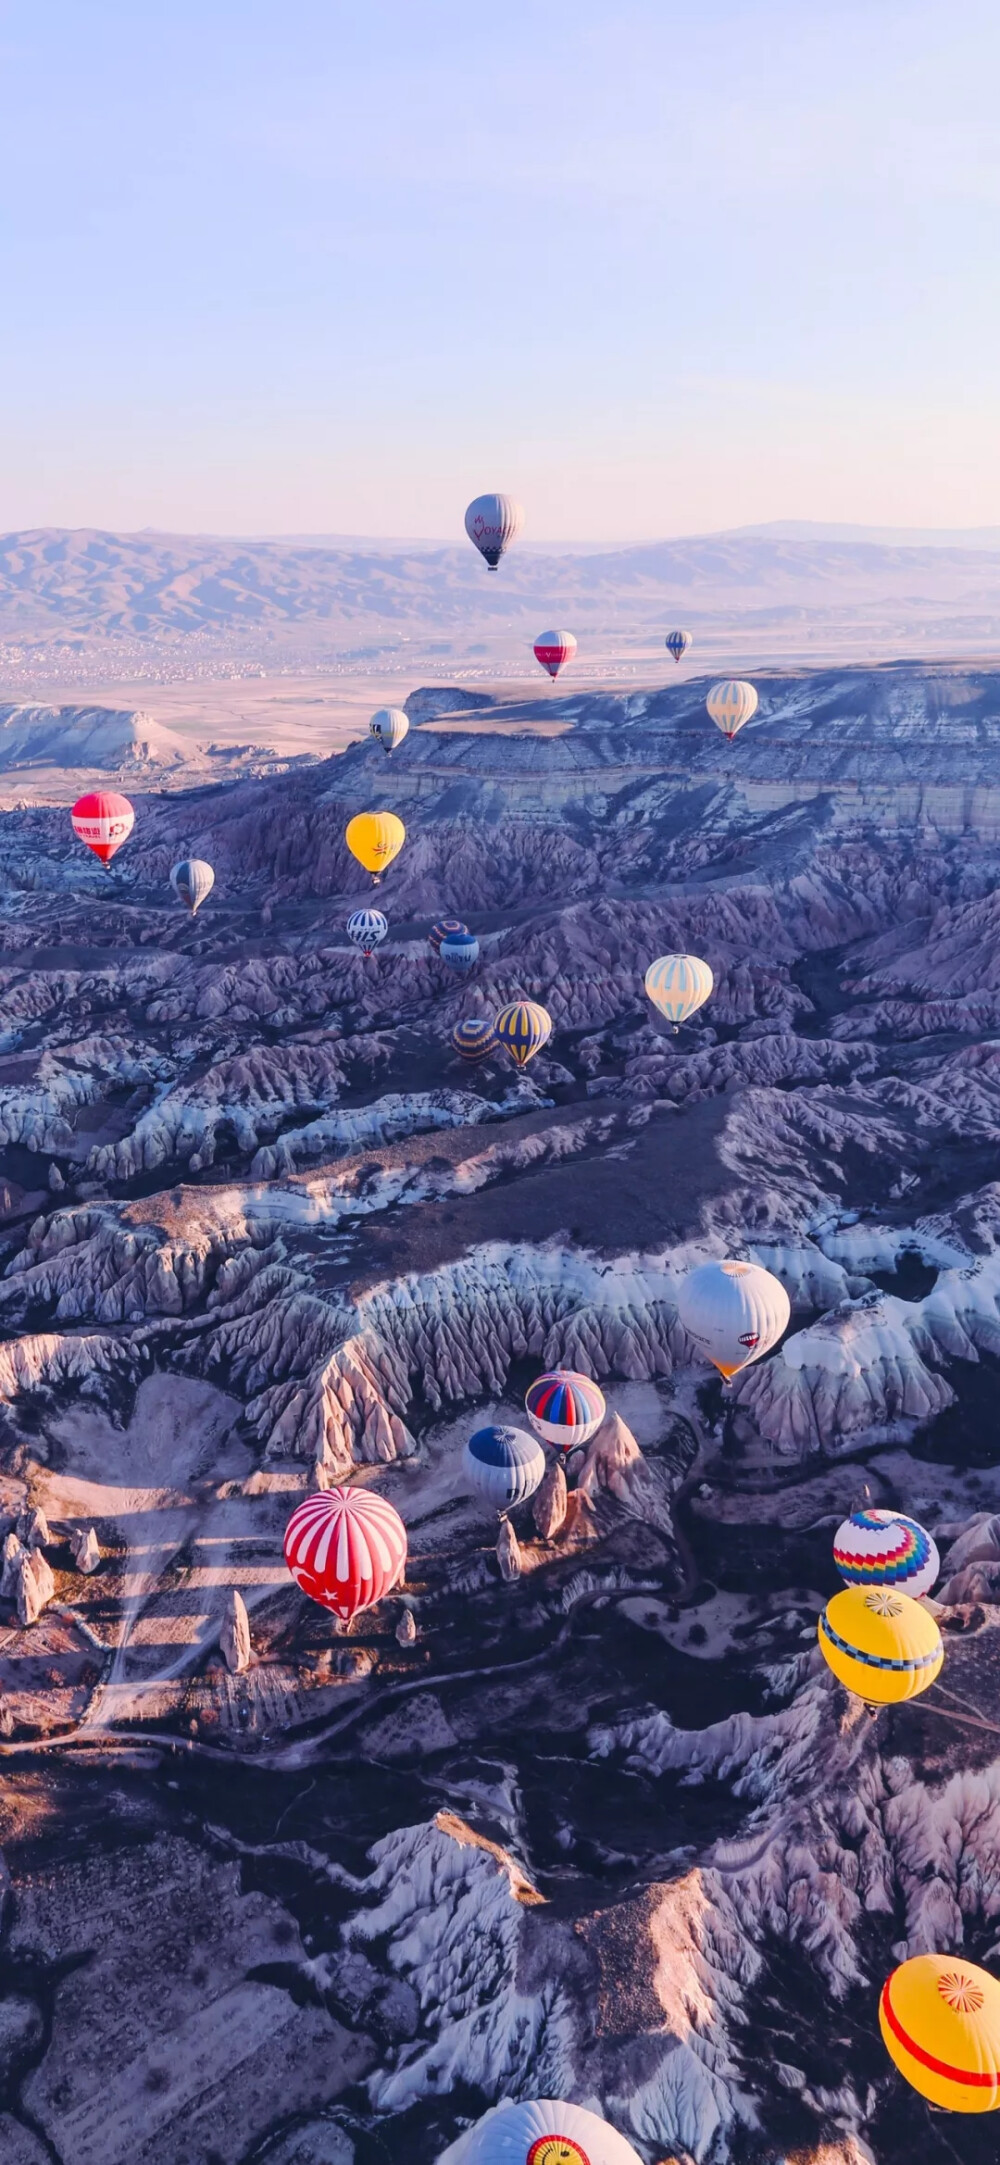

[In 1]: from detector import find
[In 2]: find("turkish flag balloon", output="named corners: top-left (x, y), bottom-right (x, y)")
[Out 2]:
top-left (533, 630), bottom-right (577, 680)
top-left (71, 791), bottom-right (135, 864)
top-left (283, 1487), bottom-right (407, 1622)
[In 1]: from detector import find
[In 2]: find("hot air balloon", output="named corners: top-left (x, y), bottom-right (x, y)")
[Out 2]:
top-left (494, 1001), bottom-right (552, 1069)
top-left (677, 1259), bottom-right (790, 1379)
top-left (463, 1424), bottom-right (546, 1512)
top-left (525, 1371), bottom-right (606, 1451)
top-left (452, 1017), bottom-right (497, 1061)
top-left (833, 1508), bottom-right (940, 1601)
top-left (429, 918), bottom-right (469, 955)
top-left (283, 1487), bottom-right (407, 1623)
top-left (644, 954), bottom-right (713, 1033)
top-left (170, 859), bottom-right (215, 916)
top-left (440, 930), bottom-right (479, 977)
top-left (369, 708), bottom-right (409, 755)
top-left (70, 791), bottom-right (134, 865)
top-left (706, 680), bottom-right (759, 741)
top-left (464, 493), bottom-right (524, 570)
top-left (347, 907), bottom-right (388, 957)
top-left (438, 2096), bottom-right (644, 2165)
top-left (533, 630), bottom-right (577, 681)
top-left (345, 812), bottom-right (405, 885)
top-left (665, 630), bottom-right (692, 663)
top-left (880, 1953), bottom-right (1000, 2113)
top-left (817, 1584), bottom-right (943, 1708)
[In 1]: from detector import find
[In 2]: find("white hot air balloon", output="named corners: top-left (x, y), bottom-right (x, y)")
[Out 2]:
top-left (437, 2096), bottom-right (644, 2165)
top-left (677, 1259), bottom-right (790, 1380)
top-left (706, 680), bottom-right (759, 741)
top-left (644, 954), bottom-right (713, 1032)
top-left (369, 707), bottom-right (409, 754)
top-left (170, 859), bottom-right (215, 916)
top-left (465, 493), bottom-right (524, 570)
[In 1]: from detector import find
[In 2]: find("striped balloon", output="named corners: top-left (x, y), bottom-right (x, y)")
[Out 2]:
top-left (494, 1000), bottom-right (552, 1069)
top-left (71, 790), bottom-right (135, 865)
top-left (706, 680), bottom-right (758, 740)
top-left (463, 1424), bottom-right (546, 1511)
top-left (833, 1509), bottom-right (939, 1600)
top-left (347, 907), bottom-right (388, 957)
top-left (170, 858), bottom-right (215, 916)
top-left (464, 493), bottom-right (524, 570)
top-left (369, 707), bottom-right (409, 754)
top-left (429, 918), bottom-right (469, 955)
top-left (533, 630), bottom-right (577, 680)
top-left (525, 1371), bottom-right (606, 1451)
top-left (644, 954), bottom-right (713, 1029)
top-left (880, 1954), bottom-right (1000, 2114)
top-left (440, 930), bottom-right (479, 977)
top-left (452, 1017), bottom-right (497, 1061)
top-left (665, 629), bottom-right (692, 662)
top-left (283, 1487), bottom-right (407, 1622)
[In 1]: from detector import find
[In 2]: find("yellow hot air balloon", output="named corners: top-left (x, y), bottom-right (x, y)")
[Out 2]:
top-left (817, 1584), bottom-right (942, 1708)
top-left (880, 1953), bottom-right (1000, 2112)
top-left (345, 812), bottom-right (406, 885)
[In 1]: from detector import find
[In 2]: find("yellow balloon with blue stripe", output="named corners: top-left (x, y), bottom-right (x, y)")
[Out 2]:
top-left (494, 1000), bottom-right (552, 1068)
top-left (818, 1585), bottom-right (943, 1708)
top-left (644, 954), bottom-right (713, 1029)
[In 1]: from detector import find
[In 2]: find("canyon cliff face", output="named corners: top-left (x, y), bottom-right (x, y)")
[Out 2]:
top-left (0, 666), bottom-right (998, 2165)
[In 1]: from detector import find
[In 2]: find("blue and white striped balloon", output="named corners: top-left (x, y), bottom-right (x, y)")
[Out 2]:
top-left (346, 907), bottom-right (388, 957)
top-left (665, 629), bottom-right (692, 662)
top-left (463, 1424), bottom-right (546, 1512)
top-left (644, 953), bottom-right (713, 1029)
top-left (706, 679), bottom-right (758, 740)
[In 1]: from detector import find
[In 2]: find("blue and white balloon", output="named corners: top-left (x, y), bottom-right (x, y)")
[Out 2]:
top-left (440, 929), bottom-right (479, 977)
top-left (347, 907), bottom-right (388, 957)
top-left (463, 1424), bottom-right (546, 1512)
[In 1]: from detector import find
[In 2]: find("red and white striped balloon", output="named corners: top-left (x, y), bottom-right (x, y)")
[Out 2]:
top-left (283, 1487), bottom-right (407, 1622)
top-left (533, 629), bottom-right (577, 681)
top-left (71, 790), bottom-right (135, 864)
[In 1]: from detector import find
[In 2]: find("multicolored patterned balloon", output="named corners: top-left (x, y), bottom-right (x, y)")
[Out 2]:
top-left (833, 1508), bottom-right (939, 1600)
top-left (452, 1017), bottom-right (497, 1061)
top-left (429, 917), bottom-right (469, 955)
top-left (525, 1370), bottom-right (606, 1451)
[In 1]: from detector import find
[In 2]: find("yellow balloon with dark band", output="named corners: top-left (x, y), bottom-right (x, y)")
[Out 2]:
top-left (494, 1000), bottom-right (552, 1068)
top-left (345, 812), bottom-right (406, 883)
top-left (880, 1953), bottom-right (1000, 2112)
top-left (817, 1585), bottom-right (942, 1707)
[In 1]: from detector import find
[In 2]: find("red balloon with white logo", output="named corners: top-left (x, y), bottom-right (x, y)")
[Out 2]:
top-left (533, 629), bottom-right (577, 681)
top-left (71, 791), bottom-right (135, 865)
top-left (283, 1486), bottom-right (407, 1622)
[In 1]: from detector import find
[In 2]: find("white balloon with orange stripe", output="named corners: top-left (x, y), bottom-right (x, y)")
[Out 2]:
top-left (283, 1487), bottom-right (407, 1623)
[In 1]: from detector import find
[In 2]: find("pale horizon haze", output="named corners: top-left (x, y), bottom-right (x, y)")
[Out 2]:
top-left (2, 0), bottom-right (999, 543)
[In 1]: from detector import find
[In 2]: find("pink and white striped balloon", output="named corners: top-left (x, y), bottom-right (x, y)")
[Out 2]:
top-left (283, 1487), bottom-right (407, 1622)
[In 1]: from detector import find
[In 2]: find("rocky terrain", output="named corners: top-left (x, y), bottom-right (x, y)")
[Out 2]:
top-left (0, 662), bottom-right (999, 2162)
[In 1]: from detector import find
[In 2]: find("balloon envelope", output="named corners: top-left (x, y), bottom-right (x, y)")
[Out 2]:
top-left (678, 1259), bottom-right (790, 1379)
top-left (440, 930), bottom-right (479, 977)
top-left (533, 630), bottom-right (577, 680)
top-left (463, 1424), bottom-right (546, 1511)
top-left (429, 918), bottom-right (469, 955)
top-left (465, 493), bottom-right (524, 569)
top-left (347, 907), bottom-right (388, 956)
top-left (880, 1953), bottom-right (1000, 2113)
top-left (369, 707), bottom-right (409, 754)
top-left (283, 1487), bottom-right (407, 1623)
top-left (645, 954), bottom-right (713, 1028)
top-left (525, 1371), bottom-right (606, 1451)
top-left (817, 1584), bottom-right (942, 1706)
top-left (346, 812), bottom-right (405, 881)
top-left (833, 1508), bottom-right (939, 1600)
top-left (706, 680), bottom-right (759, 740)
top-left (452, 1017), bottom-right (497, 1061)
top-left (494, 1000), bottom-right (552, 1068)
top-left (170, 858), bottom-right (215, 915)
top-left (71, 791), bottom-right (135, 865)
top-left (665, 630), bottom-right (692, 662)
top-left (437, 2097), bottom-right (644, 2165)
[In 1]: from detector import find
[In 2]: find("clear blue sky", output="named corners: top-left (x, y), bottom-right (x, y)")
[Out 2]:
top-left (1, 0), bottom-right (997, 539)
